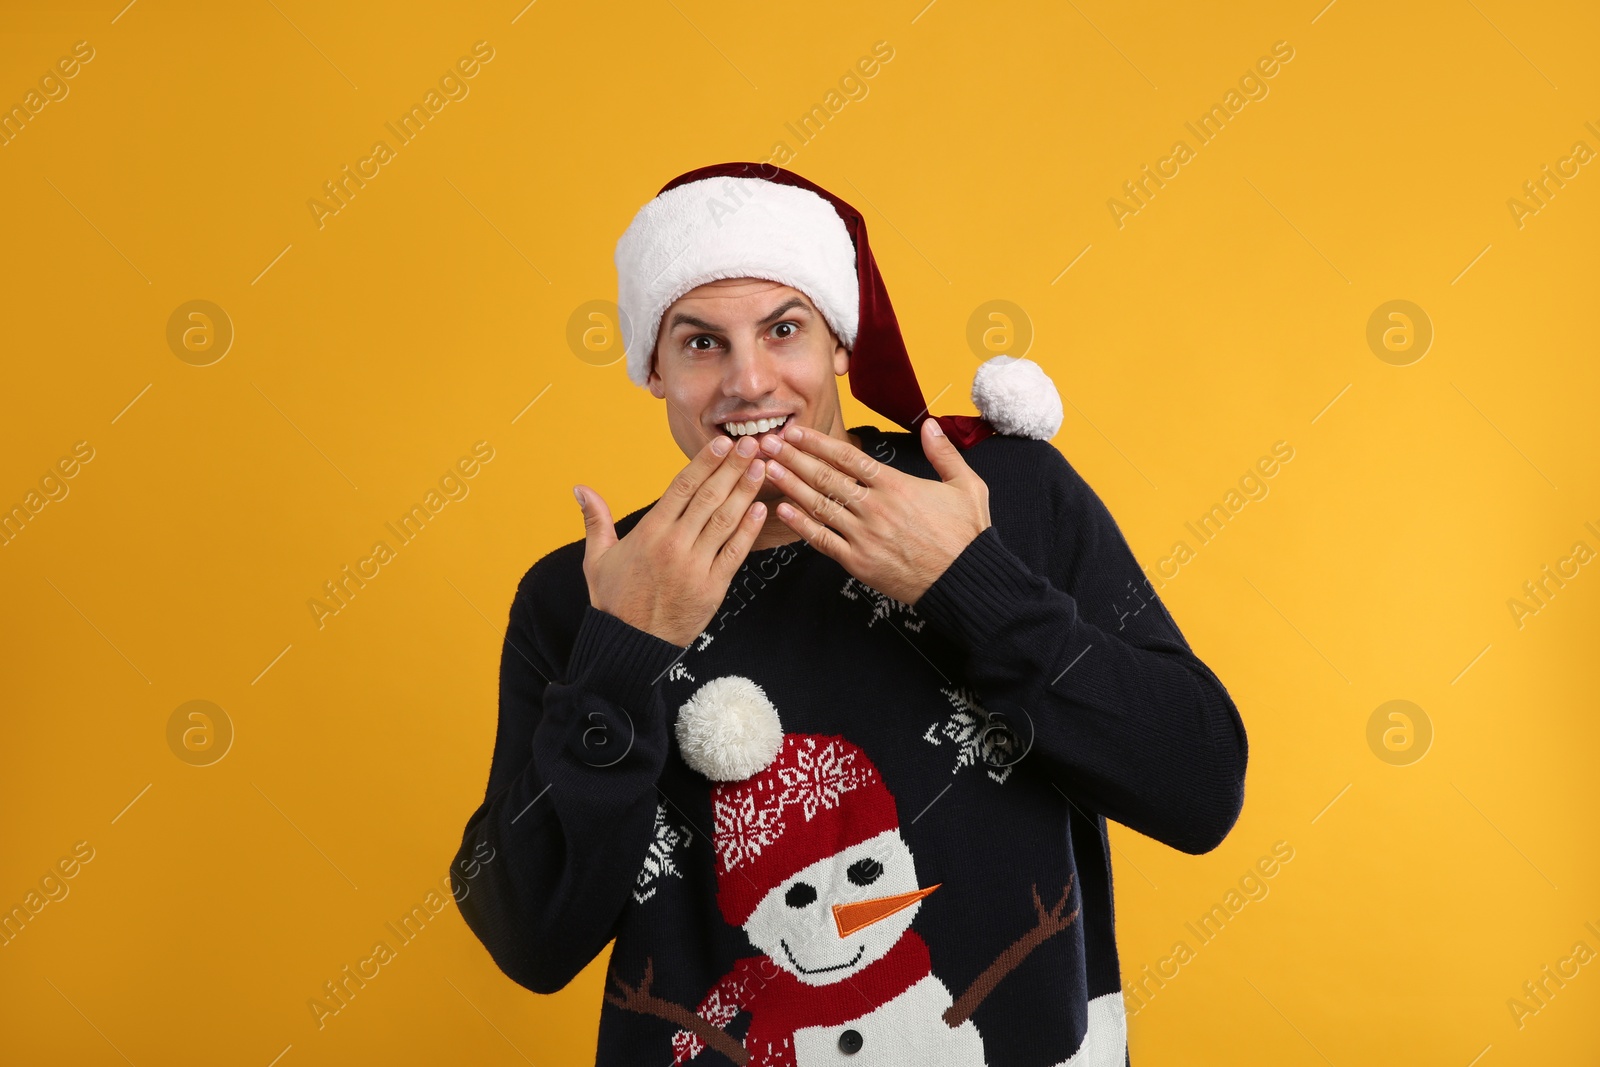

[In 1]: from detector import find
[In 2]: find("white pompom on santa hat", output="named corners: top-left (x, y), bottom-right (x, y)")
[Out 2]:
top-left (614, 162), bottom-right (1064, 447)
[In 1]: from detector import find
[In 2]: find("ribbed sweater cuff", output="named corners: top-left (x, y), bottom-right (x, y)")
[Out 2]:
top-left (565, 605), bottom-right (687, 712)
top-left (914, 526), bottom-right (1056, 654)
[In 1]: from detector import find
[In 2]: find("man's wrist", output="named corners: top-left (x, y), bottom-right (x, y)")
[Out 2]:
top-left (907, 523), bottom-right (989, 606)
top-left (912, 526), bottom-right (1047, 651)
top-left (592, 602), bottom-right (693, 650)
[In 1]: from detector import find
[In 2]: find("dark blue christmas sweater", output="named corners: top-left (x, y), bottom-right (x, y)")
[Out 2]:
top-left (452, 424), bottom-right (1248, 1066)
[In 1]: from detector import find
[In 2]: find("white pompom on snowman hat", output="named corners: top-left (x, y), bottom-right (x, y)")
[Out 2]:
top-left (675, 674), bottom-right (786, 782)
top-left (615, 162), bottom-right (1064, 449)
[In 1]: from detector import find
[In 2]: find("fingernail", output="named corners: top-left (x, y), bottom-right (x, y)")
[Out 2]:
top-left (760, 434), bottom-right (782, 455)
top-left (747, 459), bottom-right (765, 480)
top-left (736, 435), bottom-right (758, 457)
top-left (711, 435), bottom-right (732, 455)
top-left (784, 425), bottom-right (802, 442)
top-left (573, 487), bottom-right (585, 509)
top-left (767, 460), bottom-right (785, 479)
top-left (926, 418), bottom-right (945, 438)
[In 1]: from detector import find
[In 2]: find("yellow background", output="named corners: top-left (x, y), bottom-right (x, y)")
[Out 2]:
top-left (2, 0), bottom-right (1597, 1063)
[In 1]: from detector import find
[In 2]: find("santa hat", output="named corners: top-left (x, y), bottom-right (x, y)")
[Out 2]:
top-left (676, 676), bottom-right (900, 927)
top-left (615, 162), bottom-right (1064, 448)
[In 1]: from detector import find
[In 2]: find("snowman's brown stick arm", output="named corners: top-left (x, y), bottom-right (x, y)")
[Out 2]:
top-left (943, 876), bottom-right (1079, 1029)
top-left (604, 957), bottom-right (751, 1066)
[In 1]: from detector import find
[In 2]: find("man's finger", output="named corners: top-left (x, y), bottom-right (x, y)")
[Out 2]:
top-left (777, 424), bottom-right (888, 487)
top-left (654, 434), bottom-right (736, 523)
top-left (575, 485), bottom-right (617, 562)
top-left (761, 454), bottom-right (864, 534)
top-left (761, 437), bottom-right (870, 514)
top-left (708, 500), bottom-right (769, 585)
top-left (774, 500), bottom-right (851, 567)
top-left (679, 436), bottom-right (760, 534)
top-left (920, 417), bottom-right (971, 484)
top-left (694, 455), bottom-right (767, 557)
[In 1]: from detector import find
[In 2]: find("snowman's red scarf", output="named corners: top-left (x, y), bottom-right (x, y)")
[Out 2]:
top-left (739, 930), bottom-right (933, 1065)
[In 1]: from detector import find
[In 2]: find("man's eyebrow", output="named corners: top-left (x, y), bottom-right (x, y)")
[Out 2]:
top-left (666, 297), bottom-right (812, 333)
top-left (756, 297), bottom-right (811, 325)
top-left (666, 311), bottom-right (721, 332)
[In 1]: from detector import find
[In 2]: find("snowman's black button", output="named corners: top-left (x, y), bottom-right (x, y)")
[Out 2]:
top-left (838, 1028), bottom-right (863, 1054)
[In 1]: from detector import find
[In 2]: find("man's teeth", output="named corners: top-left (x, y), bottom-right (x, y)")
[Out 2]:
top-left (722, 416), bottom-right (788, 438)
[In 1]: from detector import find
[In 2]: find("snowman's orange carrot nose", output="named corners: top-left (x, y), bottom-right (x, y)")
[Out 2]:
top-left (832, 884), bottom-right (941, 937)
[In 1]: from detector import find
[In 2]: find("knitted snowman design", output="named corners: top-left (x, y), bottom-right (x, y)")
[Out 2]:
top-left (605, 676), bottom-right (1080, 1067)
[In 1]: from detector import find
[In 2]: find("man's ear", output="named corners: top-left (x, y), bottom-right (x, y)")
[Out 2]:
top-left (647, 349), bottom-right (665, 398)
top-left (832, 341), bottom-right (850, 377)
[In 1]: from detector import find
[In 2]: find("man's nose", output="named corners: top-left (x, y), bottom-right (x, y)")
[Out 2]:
top-left (723, 338), bottom-right (779, 400)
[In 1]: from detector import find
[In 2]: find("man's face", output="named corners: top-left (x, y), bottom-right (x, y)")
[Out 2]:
top-left (648, 277), bottom-right (852, 502)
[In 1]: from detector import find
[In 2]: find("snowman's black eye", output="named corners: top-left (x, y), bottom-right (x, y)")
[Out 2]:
top-left (785, 882), bottom-right (818, 908)
top-left (846, 858), bottom-right (884, 886)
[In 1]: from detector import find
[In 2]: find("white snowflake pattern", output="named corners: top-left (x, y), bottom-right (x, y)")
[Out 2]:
top-left (839, 576), bottom-right (925, 632)
top-left (665, 632), bottom-right (714, 685)
top-left (713, 788), bottom-right (787, 874)
top-left (774, 737), bottom-right (874, 821)
top-left (671, 1027), bottom-right (698, 1062)
top-left (923, 686), bottom-right (1018, 785)
top-left (633, 802), bottom-right (693, 904)
top-left (714, 737), bottom-right (880, 875)
top-left (671, 967), bottom-right (751, 1063)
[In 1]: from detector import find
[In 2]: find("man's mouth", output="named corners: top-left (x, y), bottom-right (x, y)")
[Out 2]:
top-left (719, 414), bottom-right (792, 439)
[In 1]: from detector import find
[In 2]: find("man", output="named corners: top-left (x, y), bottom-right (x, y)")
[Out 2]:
top-left (453, 162), bottom-right (1248, 1067)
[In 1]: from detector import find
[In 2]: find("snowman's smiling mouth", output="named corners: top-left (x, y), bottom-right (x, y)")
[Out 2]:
top-left (779, 938), bottom-right (865, 975)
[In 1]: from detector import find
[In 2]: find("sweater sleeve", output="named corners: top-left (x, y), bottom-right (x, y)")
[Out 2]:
top-left (912, 444), bottom-right (1248, 855)
top-left (451, 562), bottom-right (688, 994)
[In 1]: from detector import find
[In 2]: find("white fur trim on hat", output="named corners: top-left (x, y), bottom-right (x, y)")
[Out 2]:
top-left (675, 675), bottom-right (785, 781)
top-left (615, 177), bottom-right (859, 386)
top-left (972, 356), bottom-right (1064, 440)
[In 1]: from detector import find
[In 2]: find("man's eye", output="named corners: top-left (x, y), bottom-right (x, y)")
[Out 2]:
top-left (687, 335), bottom-right (717, 351)
top-left (771, 321), bottom-right (797, 340)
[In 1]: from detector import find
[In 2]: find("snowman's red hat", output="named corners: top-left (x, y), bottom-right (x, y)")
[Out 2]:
top-left (676, 676), bottom-right (899, 927)
top-left (615, 162), bottom-right (1065, 447)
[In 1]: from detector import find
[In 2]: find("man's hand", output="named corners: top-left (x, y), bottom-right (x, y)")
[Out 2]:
top-left (761, 419), bottom-right (991, 605)
top-left (576, 435), bottom-right (768, 647)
